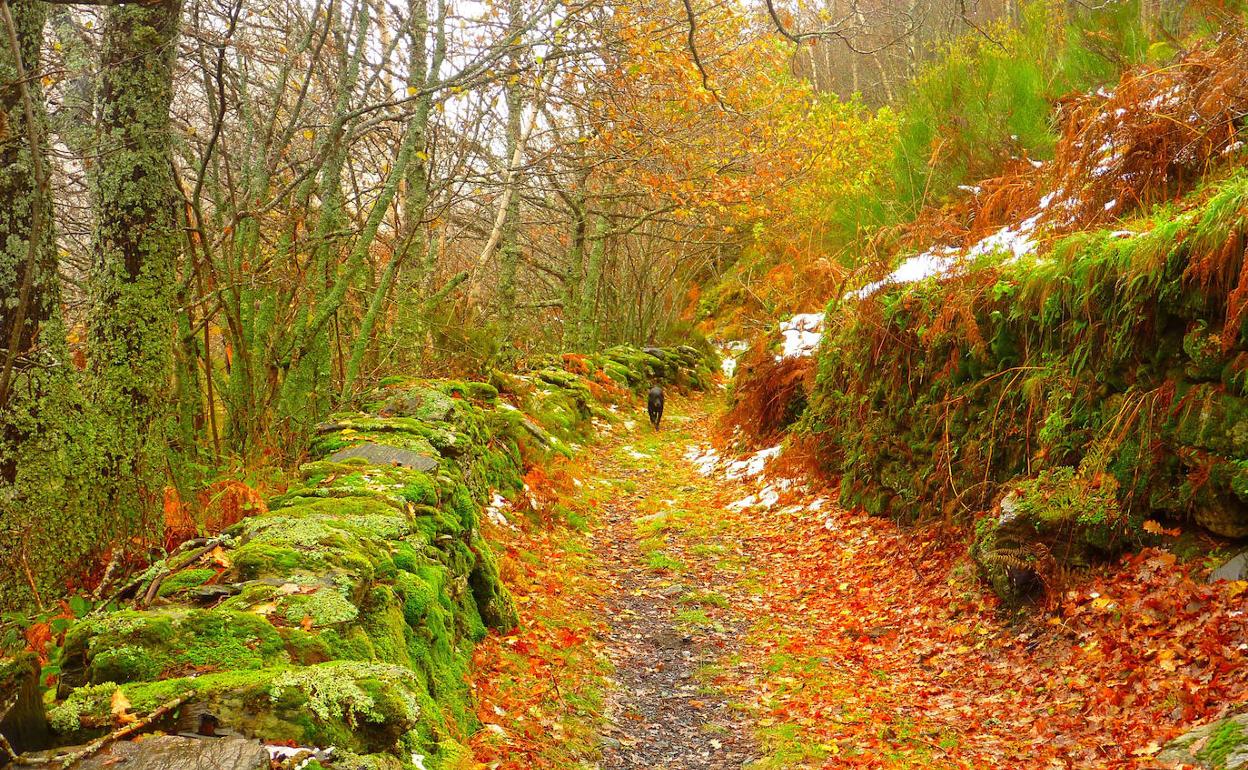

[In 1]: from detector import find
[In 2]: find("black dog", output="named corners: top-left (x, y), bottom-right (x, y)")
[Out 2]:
top-left (647, 385), bottom-right (665, 431)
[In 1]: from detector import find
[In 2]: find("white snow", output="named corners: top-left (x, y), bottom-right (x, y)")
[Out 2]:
top-left (848, 248), bottom-right (961, 300)
top-left (718, 340), bottom-right (749, 380)
top-left (1104, 199), bottom-right (1117, 211)
top-left (847, 185), bottom-right (1063, 300)
top-left (778, 313), bottom-right (825, 359)
top-left (727, 494), bottom-right (758, 511)
top-left (485, 492), bottom-right (513, 527)
top-left (725, 445), bottom-right (782, 480)
top-left (684, 445), bottom-right (720, 476)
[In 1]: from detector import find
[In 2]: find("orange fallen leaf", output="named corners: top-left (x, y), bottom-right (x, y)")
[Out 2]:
top-left (111, 689), bottom-right (137, 725)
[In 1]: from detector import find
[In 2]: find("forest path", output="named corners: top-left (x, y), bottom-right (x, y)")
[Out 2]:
top-left (587, 394), bottom-right (761, 769)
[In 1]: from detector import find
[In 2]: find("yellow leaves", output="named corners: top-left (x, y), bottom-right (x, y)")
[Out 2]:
top-left (111, 689), bottom-right (137, 725)
top-left (208, 545), bottom-right (232, 569)
top-left (1132, 741), bottom-right (1162, 757)
top-left (1142, 519), bottom-right (1180, 536)
top-left (302, 129), bottom-right (315, 140)
top-left (1155, 648), bottom-right (1180, 672)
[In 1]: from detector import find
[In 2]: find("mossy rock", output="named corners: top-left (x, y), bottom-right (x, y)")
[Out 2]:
top-left (0, 654), bottom-right (48, 753)
top-left (1159, 713), bottom-right (1248, 768)
top-left (1185, 323), bottom-right (1230, 382)
top-left (971, 467), bottom-right (1144, 603)
top-left (375, 385), bottom-right (456, 422)
top-left (59, 609), bottom-right (289, 688)
top-left (273, 462), bottom-right (440, 512)
top-left (442, 380), bottom-right (499, 402)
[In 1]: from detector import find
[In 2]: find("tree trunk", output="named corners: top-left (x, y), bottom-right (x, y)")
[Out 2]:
top-left (560, 209), bottom-right (587, 349)
top-left (87, 0), bottom-right (183, 528)
top-left (495, 0), bottom-right (524, 358)
top-left (0, 0), bottom-right (56, 488)
top-left (574, 213), bottom-right (608, 351)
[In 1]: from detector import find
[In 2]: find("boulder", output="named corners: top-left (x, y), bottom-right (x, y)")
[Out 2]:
top-left (971, 467), bottom-right (1143, 603)
top-left (0, 654), bottom-right (48, 755)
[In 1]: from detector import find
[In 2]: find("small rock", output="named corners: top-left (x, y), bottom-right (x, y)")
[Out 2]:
top-left (188, 584), bottom-right (239, 604)
top-left (1210, 550), bottom-right (1248, 583)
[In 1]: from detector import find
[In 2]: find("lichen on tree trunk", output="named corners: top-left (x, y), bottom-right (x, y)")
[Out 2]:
top-left (87, 0), bottom-right (184, 536)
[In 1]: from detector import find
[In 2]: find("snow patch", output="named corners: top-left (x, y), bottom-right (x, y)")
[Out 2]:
top-left (778, 313), bottom-right (825, 359)
top-left (485, 492), bottom-right (516, 528)
top-left (684, 445), bottom-right (720, 476)
top-left (849, 249), bottom-right (962, 300)
top-left (725, 445), bottom-right (782, 480)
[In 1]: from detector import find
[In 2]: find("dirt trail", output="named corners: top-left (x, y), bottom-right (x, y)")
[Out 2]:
top-left (586, 396), bottom-right (759, 769)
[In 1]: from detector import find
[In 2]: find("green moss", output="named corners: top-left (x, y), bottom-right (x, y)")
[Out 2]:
top-left (63, 609), bottom-right (290, 685)
top-left (157, 568), bottom-right (217, 597)
top-left (1199, 718), bottom-right (1247, 768)
top-left (804, 171), bottom-right (1248, 586)
top-left (45, 346), bottom-right (709, 759)
top-left (48, 682), bottom-right (117, 733)
top-left (280, 588), bottom-right (360, 628)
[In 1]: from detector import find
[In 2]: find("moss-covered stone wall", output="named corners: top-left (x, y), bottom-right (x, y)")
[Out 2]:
top-left (802, 171), bottom-right (1248, 601)
top-left (37, 345), bottom-right (713, 769)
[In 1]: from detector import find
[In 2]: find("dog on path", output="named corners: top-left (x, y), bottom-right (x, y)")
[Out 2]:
top-left (647, 385), bottom-right (665, 431)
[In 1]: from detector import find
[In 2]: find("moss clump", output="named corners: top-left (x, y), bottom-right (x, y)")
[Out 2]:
top-left (280, 588), bottom-right (360, 628)
top-left (1200, 718), bottom-right (1248, 768)
top-left (971, 467), bottom-right (1142, 603)
top-left (48, 682), bottom-right (117, 733)
top-left (157, 568), bottom-right (217, 597)
top-left (60, 609), bottom-right (290, 687)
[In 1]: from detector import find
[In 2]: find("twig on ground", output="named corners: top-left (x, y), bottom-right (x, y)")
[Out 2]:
top-left (12, 691), bottom-right (194, 767)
